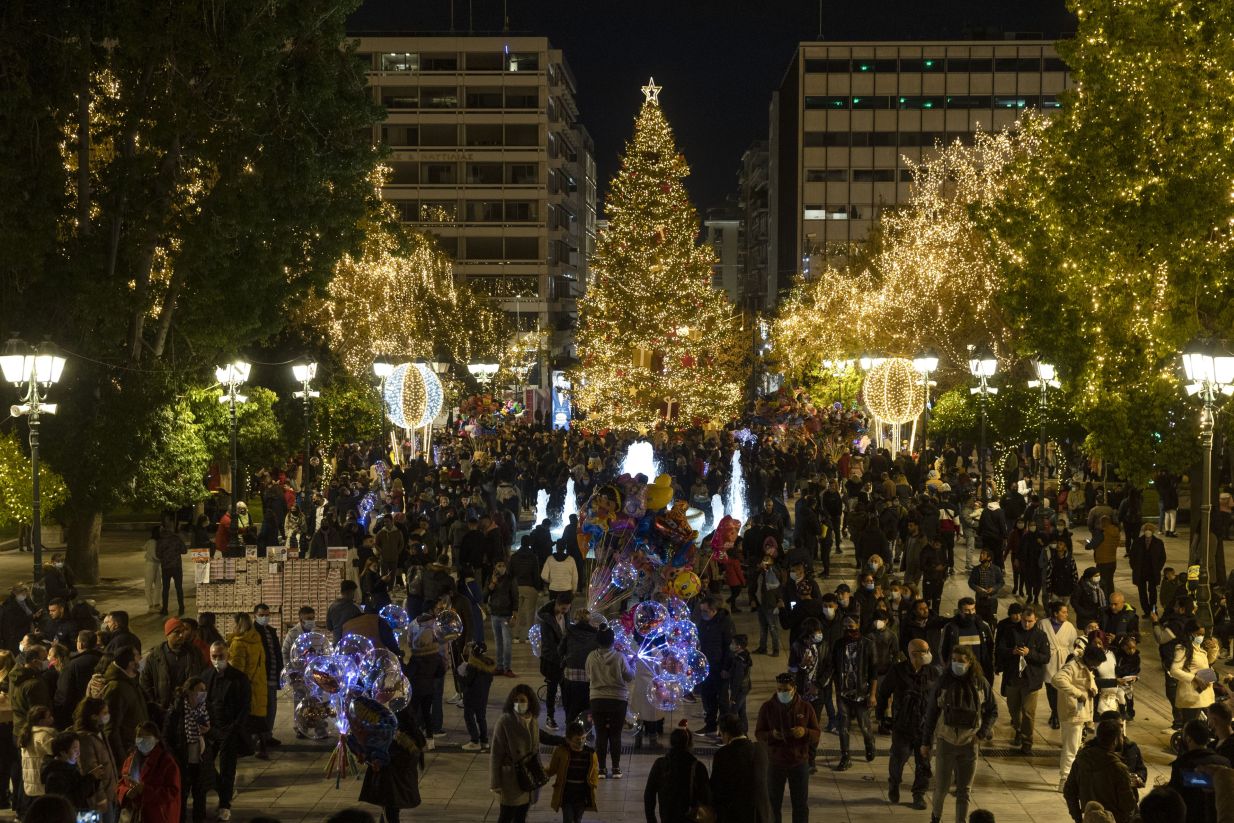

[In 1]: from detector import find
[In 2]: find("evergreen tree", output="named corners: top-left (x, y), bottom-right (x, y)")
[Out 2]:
top-left (574, 79), bottom-right (743, 431)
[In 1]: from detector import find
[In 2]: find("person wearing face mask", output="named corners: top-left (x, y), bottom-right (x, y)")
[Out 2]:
top-left (164, 677), bottom-right (212, 823)
top-left (358, 695), bottom-right (428, 823)
top-left (1169, 619), bottom-right (1221, 723)
top-left (73, 697), bottom-right (117, 823)
top-left (919, 537), bottom-right (949, 615)
top-left (900, 599), bottom-right (947, 660)
top-left (866, 610), bottom-right (900, 731)
top-left (920, 646), bottom-right (996, 823)
top-left (939, 599), bottom-right (996, 687)
top-left (486, 560), bottom-right (521, 677)
top-left (994, 605), bottom-right (1050, 755)
top-left (788, 618), bottom-right (831, 760)
top-left (692, 597), bottom-right (735, 739)
top-left (41, 553), bottom-right (77, 604)
top-left (117, 722), bottom-right (181, 823)
top-left (225, 612), bottom-right (268, 760)
top-left (755, 673), bottom-right (819, 823)
top-left (1072, 567), bottom-right (1108, 630)
top-left (967, 551), bottom-right (1005, 625)
top-left (489, 684), bottom-right (542, 823)
top-left (54, 630), bottom-right (101, 729)
top-left (541, 542), bottom-right (580, 602)
top-left (38, 598), bottom-right (78, 649)
top-left (830, 615), bottom-right (877, 771)
top-left (1052, 634), bottom-right (1105, 791)
top-left (100, 647), bottom-right (148, 766)
top-left (1, 584), bottom-right (36, 656)
top-left (203, 642), bottom-right (250, 821)
top-left (854, 573), bottom-right (879, 632)
top-left (140, 618), bottom-right (207, 716)
top-left (752, 540), bottom-right (787, 656)
top-left (41, 732), bottom-right (99, 813)
top-left (280, 606), bottom-right (317, 675)
top-left (877, 639), bottom-right (939, 809)
top-left (327, 580), bottom-right (363, 643)
top-left (251, 604), bottom-right (283, 750)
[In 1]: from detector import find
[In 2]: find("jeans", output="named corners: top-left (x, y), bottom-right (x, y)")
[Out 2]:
top-left (414, 693), bottom-right (435, 738)
top-left (697, 673), bottom-right (721, 730)
top-left (767, 761), bottom-right (810, 823)
top-left (590, 699), bottom-right (626, 770)
top-left (543, 662), bottom-right (563, 720)
top-left (757, 601), bottom-right (782, 653)
top-left (214, 737), bottom-right (239, 809)
top-left (1096, 562), bottom-right (1116, 598)
top-left (836, 698), bottom-right (875, 757)
top-left (561, 803), bottom-right (585, 823)
top-left (888, 729), bottom-right (931, 796)
top-left (931, 738), bottom-right (977, 823)
top-left (1005, 685), bottom-right (1040, 746)
top-left (464, 705), bottom-right (489, 743)
top-left (498, 803), bottom-right (530, 823)
top-left (161, 565), bottom-right (184, 612)
top-left (491, 616), bottom-right (513, 670)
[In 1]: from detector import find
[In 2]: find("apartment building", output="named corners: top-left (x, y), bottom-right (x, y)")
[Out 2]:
top-left (703, 211), bottom-right (743, 305)
top-left (768, 40), bottom-right (1071, 305)
top-left (737, 140), bottom-right (770, 312)
top-left (352, 35), bottom-right (597, 365)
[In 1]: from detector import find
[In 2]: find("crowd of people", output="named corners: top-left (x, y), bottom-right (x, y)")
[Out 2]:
top-left (5, 409), bottom-right (1234, 823)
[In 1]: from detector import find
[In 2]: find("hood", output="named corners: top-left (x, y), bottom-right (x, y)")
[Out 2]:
top-left (9, 666), bottom-right (40, 688)
top-left (104, 661), bottom-right (133, 683)
top-left (230, 628), bottom-right (263, 651)
top-left (986, 501), bottom-right (1000, 511)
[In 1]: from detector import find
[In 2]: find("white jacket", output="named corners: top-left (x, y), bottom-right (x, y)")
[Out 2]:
top-left (1170, 639), bottom-right (1220, 709)
top-left (1050, 657), bottom-right (1096, 725)
top-left (541, 554), bottom-right (578, 593)
top-left (1042, 617), bottom-right (1078, 680)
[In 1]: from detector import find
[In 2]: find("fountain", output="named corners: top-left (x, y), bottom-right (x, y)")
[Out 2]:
top-left (620, 440), bottom-right (660, 481)
top-left (552, 478), bottom-right (577, 539)
top-left (534, 489), bottom-right (549, 527)
top-left (726, 450), bottom-right (748, 525)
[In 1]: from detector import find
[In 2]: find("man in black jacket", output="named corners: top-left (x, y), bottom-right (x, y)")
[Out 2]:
top-left (1167, 719), bottom-right (1231, 823)
top-left (711, 712), bottom-right (772, 823)
top-left (53, 630), bottom-right (101, 727)
top-left (832, 614), bottom-right (877, 771)
top-left (0, 583), bottom-right (36, 654)
top-left (508, 536), bottom-right (542, 640)
top-left (205, 641), bottom-right (251, 821)
top-left (939, 598), bottom-right (997, 684)
top-left (694, 596), bottom-right (735, 736)
top-left (537, 593), bottom-right (572, 730)
top-left (995, 604), bottom-right (1051, 754)
top-left (877, 639), bottom-right (938, 808)
top-left (483, 559), bottom-right (520, 676)
top-left (326, 580), bottom-right (363, 642)
top-left (101, 610), bottom-right (142, 657)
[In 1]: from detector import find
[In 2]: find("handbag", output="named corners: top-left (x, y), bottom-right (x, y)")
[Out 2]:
top-left (687, 760), bottom-right (716, 823)
top-left (513, 751), bottom-right (548, 792)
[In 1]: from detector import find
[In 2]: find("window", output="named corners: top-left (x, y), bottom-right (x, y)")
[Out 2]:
top-left (505, 124), bottom-right (539, 146)
top-left (506, 163), bottom-right (538, 184)
top-left (945, 95), bottom-right (993, 109)
top-left (465, 200), bottom-right (505, 222)
top-left (380, 53), bottom-right (418, 72)
top-left (465, 89), bottom-right (503, 109)
top-left (995, 96), bottom-right (1030, 109)
top-left (897, 96), bottom-right (945, 110)
top-left (853, 59), bottom-right (897, 73)
top-left (851, 96), bottom-right (892, 109)
top-left (505, 88), bottom-right (538, 108)
top-left (381, 125), bottom-right (417, 146)
top-left (803, 204), bottom-right (827, 220)
top-left (464, 236), bottom-right (503, 260)
top-left (506, 201), bottom-right (537, 222)
top-left (804, 58), bottom-right (851, 73)
top-left (804, 132), bottom-right (848, 147)
top-left (380, 88), bottom-right (418, 109)
top-left (465, 124), bottom-right (503, 147)
top-left (948, 58), bottom-right (993, 73)
top-left (1039, 95), bottom-right (1063, 109)
top-left (900, 58), bottom-right (944, 72)
top-left (995, 57), bottom-right (1041, 72)
top-left (465, 52), bottom-right (503, 71)
top-left (420, 87), bottom-right (458, 109)
top-left (431, 235), bottom-right (458, 258)
top-left (852, 169), bottom-right (896, 182)
top-left (1043, 57), bottom-right (1068, 73)
top-left (899, 169), bottom-right (915, 182)
top-left (804, 96), bottom-right (849, 110)
top-left (466, 163), bottom-right (503, 185)
top-left (470, 275), bottom-right (538, 298)
top-left (419, 124), bottom-right (458, 147)
top-left (806, 169), bottom-right (848, 182)
top-left (507, 52), bottom-right (540, 72)
top-left (505, 237), bottom-right (540, 260)
top-left (421, 163), bottom-right (457, 184)
top-left (388, 163), bottom-right (418, 184)
top-left (420, 53), bottom-right (458, 72)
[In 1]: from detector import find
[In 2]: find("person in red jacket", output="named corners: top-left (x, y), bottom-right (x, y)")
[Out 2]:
top-left (755, 672), bottom-right (821, 823)
top-left (117, 721), bottom-right (182, 823)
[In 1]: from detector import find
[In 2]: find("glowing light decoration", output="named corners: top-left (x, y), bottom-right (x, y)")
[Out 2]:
top-left (413, 362), bottom-right (444, 427)
top-left (726, 449), bottom-right (748, 525)
top-left (382, 363), bottom-right (426, 430)
top-left (862, 358), bottom-right (927, 424)
top-left (621, 440), bottom-right (660, 481)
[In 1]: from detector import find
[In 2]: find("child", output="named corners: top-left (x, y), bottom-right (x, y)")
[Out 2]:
top-left (723, 634), bottom-right (753, 733)
top-left (458, 641), bottom-right (495, 751)
top-left (1159, 567), bottom-right (1181, 612)
top-left (20, 705), bottom-right (56, 803)
top-left (723, 544), bottom-right (747, 613)
top-left (1114, 634), bottom-right (1141, 720)
top-left (547, 720), bottom-right (599, 823)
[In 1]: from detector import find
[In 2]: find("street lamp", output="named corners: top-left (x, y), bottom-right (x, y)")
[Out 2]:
top-left (215, 360), bottom-right (250, 553)
top-left (373, 357), bottom-right (395, 449)
top-left (468, 362), bottom-right (500, 387)
top-left (912, 351), bottom-right (940, 451)
top-left (858, 354), bottom-right (885, 371)
top-left (291, 360), bottom-right (320, 507)
top-left (1027, 359), bottom-right (1061, 501)
top-left (968, 346), bottom-right (998, 502)
top-left (1181, 339), bottom-right (1234, 628)
top-left (1, 337), bottom-right (66, 579)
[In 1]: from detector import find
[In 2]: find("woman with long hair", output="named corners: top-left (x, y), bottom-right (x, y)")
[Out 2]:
top-left (162, 676), bottom-right (212, 823)
top-left (489, 684), bottom-right (542, 823)
top-left (72, 697), bottom-right (117, 823)
top-left (225, 612), bottom-right (268, 759)
top-left (920, 645), bottom-right (997, 823)
top-left (1169, 618), bottom-right (1221, 724)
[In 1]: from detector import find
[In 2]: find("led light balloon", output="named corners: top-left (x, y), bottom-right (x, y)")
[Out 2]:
top-left (383, 362), bottom-right (426, 429)
top-left (633, 601), bottom-right (668, 637)
top-left (862, 357), bottom-right (927, 425)
top-left (413, 361), bottom-right (444, 427)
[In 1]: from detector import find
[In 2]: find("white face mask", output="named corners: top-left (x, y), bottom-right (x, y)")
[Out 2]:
top-left (212, 659), bottom-right (228, 672)
top-left (822, 607), bottom-right (836, 619)
top-left (874, 620), bottom-right (887, 631)
top-left (302, 620), bottom-right (316, 631)
top-left (951, 662), bottom-right (969, 676)
top-left (790, 573), bottom-right (802, 582)
top-left (67, 754), bottom-right (78, 766)
top-left (919, 652), bottom-right (933, 666)
top-left (99, 714), bottom-right (111, 727)
top-left (15, 594), bottom-right (26, 603)
top-left (255, 616), bottom-right (269, 627)
top-left (513, 701), bottom-right (529, 715)
top-left (812, 633), bottom-right (823, 644)
top-left (135, 737), bottom-right (156, 755)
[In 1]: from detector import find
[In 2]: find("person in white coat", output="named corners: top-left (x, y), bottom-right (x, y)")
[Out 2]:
top-left (541, 545), bottom-right (579, 598)
top-left (1051, 639), bottom-right (1103, 791)
top-left (142, 526), bottom-right (162, 612)
top-left (1042, 601), bottom-right (1078, 729)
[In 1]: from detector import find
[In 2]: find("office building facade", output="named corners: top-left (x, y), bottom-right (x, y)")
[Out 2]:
top-left (737, 140), bottom-right (770, 312)
top-left (768, 40), bottom-right (1071, 305)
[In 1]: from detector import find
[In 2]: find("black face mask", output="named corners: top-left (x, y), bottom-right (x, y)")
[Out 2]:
top-left (959, 614), bottom-right (976, 626)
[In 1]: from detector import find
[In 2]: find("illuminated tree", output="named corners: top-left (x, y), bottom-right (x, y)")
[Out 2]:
top-left (0, 434), bottom-right (67, 529)
top-left (981, 0), bottom-right (1234, 483)
top-left (574, 81), bottom-right (744, 430)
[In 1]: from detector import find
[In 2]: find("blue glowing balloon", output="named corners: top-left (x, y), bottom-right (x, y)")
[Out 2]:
top-left (290, 631), bottom-right (333, 663)
top-left (633, 601), bottom-right (668, 637)
top-left (528, 623), bottom-right (542, 657)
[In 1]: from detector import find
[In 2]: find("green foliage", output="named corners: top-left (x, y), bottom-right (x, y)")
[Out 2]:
top-left (129, 398), bottom-right (210, 510)
top-left (927, 389), bottom-right (979, 443)
top-left (926, 378), bottom-right (1084, 453)
top-left (315, 373), bottom-right (383, 445)
top-left (189, 387), bottom-right (287, 473)
top-left (0, 433), bottom-right (68, 527)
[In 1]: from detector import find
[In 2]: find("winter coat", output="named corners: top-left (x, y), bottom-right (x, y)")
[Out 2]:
top-left (709, 736), bottom-right (772, 823)
top-left (995, 623), bottom-right (1051, 692)
top-left (921, 672), bottom-right (997, 746)
top-left (537, 602), bottom-right (568, 669)
top-left (203, 664), bottom-right (250, 747)
top-left (546, 743), bottom-right (598, 812)
top-left (485, 574), bottom-right (520, 618)
top-left (1128, 535), bottom-right (1166, 586)
top-left (1, 596), bottom-right (35, 654)
top-left (101, 662), bottom-right (148, 762)
top-left (541, 554), bottom-right (579, 592)
top-left (76, 727), bottom-right (118, 814)
top-left (754, 694), bottom-right (820, 768)
top-left (866, 626), bottom-right (901, 676)
top-left (559, 621), bottom-right (600, 672)
top-left (1170, 639), bottom-right (1220, 709)
top-left (1098, 604), bottom-right (1140, 640)
top-left (939, 617), bottom-right (996, 682)
top-left (1072, 581), bottom-right (1107, 628)
top-left (20, 725), bottom-right (54, 796)
top-left (584, 647), bottom-right (634, 702)
top-left (9, 666), bottom-right (50, 743)
top-left (1042, 618), bottom-right (1079, 681)
top-left (54, 649), bottom-right (102, 727)
top-left (227, 629), bottom-right (268, 717)
top-left (876, 661), bottom-right (940, 741)
top-left (644, 750), bottom-right (711, 823)
top-left (695, 608), bottom-right (735, 676)
top-left (459, 648), bottom-right (495, 710)
top-left (42, 759), bottom-right (97, 811)
top-left (489, 711), bottom-right (541, 806)
top-left (1045, 551), bottom-right (1079, 597)
top-left (359, 706), bottom-right (426, 811)
top-left (509, 547), bottom-right (543, 590)
top-left (1169, 747), bottom-right (1231, 823)
top-left (831, 634), bottom-right (876, 703)
top-left (1051, 657), bottom-right (1097, 724)
top-left (1063, 745), bottom-right (1138, 823)
top-left (117, 743), bottom-right (182, 823)
top-left (140, 641), bottom-right (207, 711)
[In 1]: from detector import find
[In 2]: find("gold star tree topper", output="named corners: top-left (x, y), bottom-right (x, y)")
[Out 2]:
top-left (641, 77), bottom-right (661, 104)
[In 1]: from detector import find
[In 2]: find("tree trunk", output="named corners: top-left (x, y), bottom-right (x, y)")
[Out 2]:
top-left (64, 508), bottom-right (103, 584)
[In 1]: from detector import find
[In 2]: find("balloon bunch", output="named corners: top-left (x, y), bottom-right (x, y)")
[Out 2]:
top-left (626, 597), bottom-right (708, 713)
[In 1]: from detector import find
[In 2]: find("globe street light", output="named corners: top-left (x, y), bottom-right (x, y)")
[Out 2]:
top-left (1181, 339), bottom-right (1234, 628)
top-left (1027, 359), bottom-right (1061, 501)
top-left (291, 360), bottom-right (320, 507)
top-left (215, 360), bottom-right (250, 553)
top-left (968, 345), bottom-right (998, 502)
top-left (1, 337), bottom-right (66, 578)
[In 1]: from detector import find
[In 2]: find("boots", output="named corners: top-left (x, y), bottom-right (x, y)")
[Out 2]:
top-left (888, 782), bottom-right (900, 804)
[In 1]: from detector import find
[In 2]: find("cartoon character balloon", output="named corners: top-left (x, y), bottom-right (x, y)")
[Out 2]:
top-left (670, 570), bottom-right (702, 600)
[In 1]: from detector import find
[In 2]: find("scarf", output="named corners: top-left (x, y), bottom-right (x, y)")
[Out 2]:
top-left (184, 699), bottom-right (210, 754)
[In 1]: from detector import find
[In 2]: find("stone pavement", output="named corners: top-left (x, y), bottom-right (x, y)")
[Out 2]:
top-left (0, 525), bottom-right (1203, 823)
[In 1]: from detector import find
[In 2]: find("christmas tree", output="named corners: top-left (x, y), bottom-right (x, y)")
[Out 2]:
top-left (574, 79), bottom-right (744, 431)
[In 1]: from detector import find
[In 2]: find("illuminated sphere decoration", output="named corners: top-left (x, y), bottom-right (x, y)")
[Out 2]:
top-left (413, 362), bottom-right (444, 427)
top-left (383, 363), bottom-right (426, 429)
top-left (862, 357), bottom-right (926, 424)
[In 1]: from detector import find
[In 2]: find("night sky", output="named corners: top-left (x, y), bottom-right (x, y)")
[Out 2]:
top-left (349, 0), bottom-right (1075, 211)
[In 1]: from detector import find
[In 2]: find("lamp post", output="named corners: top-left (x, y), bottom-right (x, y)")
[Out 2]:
top-left (291, 360), bottom-right (320, 507)
top-left (373, 357), bottom-right (394, 450)
top-left (1181, 340), bottom-right (1234, 628)
top-left (1027, 359), bottom-right (1060, 501)
top-left (912, 350), bottom-right (939, 451)
top-left (968, 346), bottom-right (998, 502)
top-left (215, 360), bottom-right (250, 553)
top-left (468, 362), bottom-right (499, 387)
top-left (1, 338), bottom-right (66, 579)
